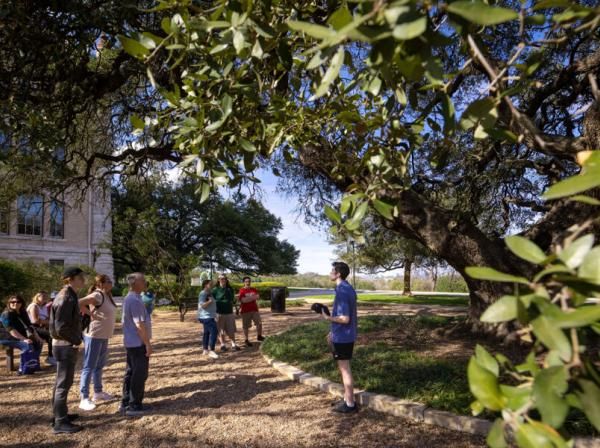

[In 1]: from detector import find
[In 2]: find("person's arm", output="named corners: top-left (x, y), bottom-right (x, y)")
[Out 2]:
top-left (200, 294), bottom-right (213, 309)
top-left (322, 295), bottom-right (350, 324)
top-left (27, 304), bottom-right (40, 325)
top-left (131, 301), bottom-right (152, 356)
top-left (322, 313), bottom-right (350, 324)
top-left (3, 313), bottom-right (33, 344)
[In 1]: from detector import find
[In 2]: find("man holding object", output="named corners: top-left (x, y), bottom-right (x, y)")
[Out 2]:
top-left (238, 277), bottom-right (264, 347)
top-left (322, 262), bottom-right (358, 414)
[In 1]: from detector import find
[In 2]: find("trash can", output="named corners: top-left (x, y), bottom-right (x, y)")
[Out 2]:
top-left (271, 287), bottom-right (287, 313)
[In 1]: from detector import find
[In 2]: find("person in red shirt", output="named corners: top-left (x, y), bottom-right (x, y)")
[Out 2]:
top-left (238, 277), bottom-right (264, 347)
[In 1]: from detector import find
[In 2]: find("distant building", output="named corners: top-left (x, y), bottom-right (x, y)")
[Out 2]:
top-left (0, 189), bottom-right (113, 279)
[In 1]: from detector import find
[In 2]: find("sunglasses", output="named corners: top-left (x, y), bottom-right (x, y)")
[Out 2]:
top-left (9, 301), bottom-right (20, 305)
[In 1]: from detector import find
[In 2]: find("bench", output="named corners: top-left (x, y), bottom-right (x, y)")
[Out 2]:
top-left (2, 345), bottom-right (15, 372)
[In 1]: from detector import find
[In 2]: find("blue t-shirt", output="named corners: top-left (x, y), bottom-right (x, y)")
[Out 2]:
top-left (331, 280), bottom-right (358, 343)
top-left (197, 290), bottom-right (217, 320)
top-left (122, 292), bottom-right (152, 348)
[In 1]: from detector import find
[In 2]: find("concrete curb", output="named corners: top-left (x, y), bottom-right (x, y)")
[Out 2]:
top-left (261, 349), bottom-right (600, 446)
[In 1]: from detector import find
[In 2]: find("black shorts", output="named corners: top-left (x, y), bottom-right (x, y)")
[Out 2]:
top-left (332, 342), bottom-right (354, 361)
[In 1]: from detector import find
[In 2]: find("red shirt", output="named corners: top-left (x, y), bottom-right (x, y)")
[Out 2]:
top-left (238, 287), bottom-right (259, 313)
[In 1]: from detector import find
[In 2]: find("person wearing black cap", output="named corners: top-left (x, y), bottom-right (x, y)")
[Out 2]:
top-left (49, 266), bottom-right (86, 434)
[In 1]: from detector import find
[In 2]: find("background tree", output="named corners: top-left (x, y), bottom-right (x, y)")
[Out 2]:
top-left (332, 216), bottom-right (436, 295)
top-left (111, 176), bottom-right (299, 280)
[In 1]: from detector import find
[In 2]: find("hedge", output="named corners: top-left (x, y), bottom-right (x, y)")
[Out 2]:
top-left (183, 281), bottom-right (288, 301)
top-left (0, 259), bottom-right (65, 308)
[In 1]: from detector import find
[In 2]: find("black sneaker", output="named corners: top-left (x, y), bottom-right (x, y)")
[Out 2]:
top-left (220, 345), bottom-right (228, 352)
top-left (257, 335), bottom-right (265, 341)
top-left (53, 421), bottom-right (83, 434)
top-left (117, 404), bottom-right (127, 416)
top-left (233, 345), bottom-right (241, 351)
top-left (332, 402), bottom-right (358, 414)
top-left (49, 413), bottom-right (79, 427)
top-left (245, 340), bottom-right (253, 347)
top-left (125, 407), bottom-right (145, 417)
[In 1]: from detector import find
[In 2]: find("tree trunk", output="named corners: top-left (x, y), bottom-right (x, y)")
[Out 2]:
top-left (402, 258), bottom-right (413, 296)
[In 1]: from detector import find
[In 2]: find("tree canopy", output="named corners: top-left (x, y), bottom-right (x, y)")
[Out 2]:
top-left (111, 176), bottom-right (299, 278)
top-left (1, 0), bottom-right (599, 317)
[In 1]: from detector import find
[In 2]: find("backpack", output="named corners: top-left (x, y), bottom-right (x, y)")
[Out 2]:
top-left (18, 346), bottom-right (40, 374)
top-left (82, 291), bottom-right (105, 332)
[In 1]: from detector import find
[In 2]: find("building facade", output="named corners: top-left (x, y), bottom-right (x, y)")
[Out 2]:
top-left (0, 189), bottom-right (113, 279)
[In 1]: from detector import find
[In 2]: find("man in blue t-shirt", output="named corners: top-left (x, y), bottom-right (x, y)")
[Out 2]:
top-left (321, 261), bottom-right (358, 414)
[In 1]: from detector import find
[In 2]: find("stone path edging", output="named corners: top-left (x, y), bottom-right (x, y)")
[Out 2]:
top-left (260, 348), bottom-right (600, 447)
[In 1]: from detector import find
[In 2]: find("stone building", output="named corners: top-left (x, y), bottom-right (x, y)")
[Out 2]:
top-left (0, 189), bottom-right (114, 279)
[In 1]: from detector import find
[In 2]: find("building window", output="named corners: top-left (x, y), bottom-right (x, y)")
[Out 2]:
top-left (17, 195), bottom-right (43, 236)
top-left (49, 200), bottom-right (64, 238)
top-left (49, 259), bottom-right (64, 268)
top-left (0, 206), bottom-right (8, 234)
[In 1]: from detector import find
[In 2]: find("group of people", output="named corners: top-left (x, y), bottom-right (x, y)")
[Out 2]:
top-left (1, 260), bottom-right (359, 437)
top-left (197, 273), bottom-right (264, 358)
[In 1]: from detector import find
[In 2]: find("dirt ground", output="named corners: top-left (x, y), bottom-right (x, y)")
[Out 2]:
top-left (0, 305), bottom-right (484, 448)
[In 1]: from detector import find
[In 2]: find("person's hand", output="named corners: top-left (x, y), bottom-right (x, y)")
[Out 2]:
top-left (145, 343), bottom-right (153, 357)
top-left (321, 310), bottom-right (330, 320)
top-left (24, 338), bottom-right (33, 345)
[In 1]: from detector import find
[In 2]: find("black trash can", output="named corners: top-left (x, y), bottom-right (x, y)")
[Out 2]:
top-left (271, 287), bottom-right (287, 313)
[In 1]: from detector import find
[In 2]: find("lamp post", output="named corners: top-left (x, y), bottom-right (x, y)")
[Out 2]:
top-left (351, 241), bottom-right (356, 289)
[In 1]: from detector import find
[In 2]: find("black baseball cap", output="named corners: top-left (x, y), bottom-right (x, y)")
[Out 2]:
top-left (62, 266), bottom-right (84, 279)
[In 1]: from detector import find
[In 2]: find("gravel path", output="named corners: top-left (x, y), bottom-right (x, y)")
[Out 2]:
top-left (0, 306), bottom-right (484, 447)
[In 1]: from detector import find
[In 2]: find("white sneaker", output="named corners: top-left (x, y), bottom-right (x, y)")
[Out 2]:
top-left (202, 349), bottom-right (209, 356)
top-left (79, 398), bottom-right (96, 411)
top-left (93, 391), bottom-right (114, 402)
top-left (208, 350), bottom-right (219, 359)
top-left (46, 356), bottom-right (57, 366)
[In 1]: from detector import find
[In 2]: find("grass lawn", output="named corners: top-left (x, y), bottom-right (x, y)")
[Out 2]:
top-left (304, 294), bottom-right (468, 306)
top-left (262, 315), bottom-right (595, 436)
top-left (263, 315), bottom-right (472, 414)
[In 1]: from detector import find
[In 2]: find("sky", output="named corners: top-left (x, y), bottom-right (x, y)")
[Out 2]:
top-left (244, 169), bottom-right (337, 275)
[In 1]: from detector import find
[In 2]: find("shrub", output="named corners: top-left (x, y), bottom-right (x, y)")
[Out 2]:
top-left (435, 274), bottom-right (468, 293)
top-left (0, 258), bottom-right (67, 307)
top-left (230, 281), bottom-right (288, 300)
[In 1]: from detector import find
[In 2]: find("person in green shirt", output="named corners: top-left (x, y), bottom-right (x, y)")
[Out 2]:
top-left (212, 274), bottom-right (240, 351)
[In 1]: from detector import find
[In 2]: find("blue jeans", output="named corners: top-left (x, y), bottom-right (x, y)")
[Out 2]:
top-left (80, 335), bottom-right (109, 399)
top-left (0, 340), bottom-right (38, 368)
top-left (199, 318), bottom-right (217, 350)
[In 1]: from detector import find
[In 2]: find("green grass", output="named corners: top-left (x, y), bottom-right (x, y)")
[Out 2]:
top-left (262, 315), bottom-right (472, 414)
top-left (304, 294), bottom-right (468, 306)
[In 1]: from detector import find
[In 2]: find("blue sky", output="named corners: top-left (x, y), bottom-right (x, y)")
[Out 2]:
top-left (251, 169), bottom-right (337, 275)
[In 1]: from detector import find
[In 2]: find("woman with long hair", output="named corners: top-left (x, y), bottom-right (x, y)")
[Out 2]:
top-left (1, 294), bottom-right (42, 374)
top-left (27, 291), bottom-right (56, 365)
top-left (77, 274), bottom-right (117, 411)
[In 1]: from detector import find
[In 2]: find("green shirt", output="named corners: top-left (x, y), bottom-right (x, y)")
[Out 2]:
top-left (212, 286), bottom-right (235, 314)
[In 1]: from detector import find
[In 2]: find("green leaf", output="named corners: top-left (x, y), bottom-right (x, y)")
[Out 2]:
top-left (480, 295), bottom-right (518, 323)
top-left (460, 98), bottom-right (498, 131)
top-left (221, 94), bottom-right (233, 117)
top-left (238, 137), bottom-right (257, 152)
top-left (554, 305), bottom-right (600, 329)
top-left (579, 246), bottom-right (600, 285)
top-left (447, 1), bottom-right (518, 25)
top-left (467, 357), bottom-right (505, 411)
top-left (515, 422), bottom-right (566, 448)
top-left (324, 205), bottom-right (342, 224)
top-left (312, 46), bottom-right (345, 99)
top-left (500, 385), bottom-right (531, 411)
top-left (328, 6), bottom-right (353, 31)
top-left (531, 316), bottom-right (572, 361)
top-left (533, 366), bottom-right (569, 427)
top-left (570, 195), bottom-right (600, 205)
top-left (442, 95), bottom-right (455, 134)
top-left (392, 13), bottom-right (427, 40)
top-left (367, 77), bottom-right (382, 96)
top-left (475, 344), bottom-right (499, 376)
top-left (251, 39), bottom-right (263, 58)
top-left (576, 380), bottom-right (600, 431)
top-left (465, 266), bottom-right (529, 284)
top-left (130, 114), bottom-right (145, 130)
top-left (372, 199), bottom-right (394, 220)
top-left (533, 265), bottom-right (572, 282)
top-left (505, 235), bottom-right (547, 265)
top-left (559, 234), bottom-right (595, 269)
top-left (196, 182), bottom-right (211, 203)
top-left (118, 35), bottom-right (149, 58)
top-left (533, 0), bottom-right (572, 11)
top-left (287, 20), bottom-right (336, 40)
top-left (233, 30), bottom-right (245, 54)
top-left (486, 419), bottom-right (507, 448)
top-left (543, 173), bottom-right (600, 200)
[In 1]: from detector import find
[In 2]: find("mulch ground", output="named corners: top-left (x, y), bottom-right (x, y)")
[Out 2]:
top-left (0, 305), bottom-right (484, 447)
